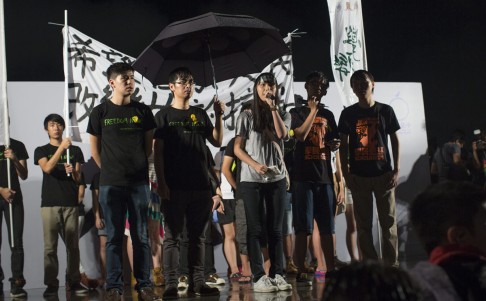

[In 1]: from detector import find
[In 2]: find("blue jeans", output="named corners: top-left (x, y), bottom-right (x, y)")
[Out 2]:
top-left (292, 181), bottom-right (336, 235)
top-left (99, 185), bottom-right (151, 292)
top-left (238, 179), bottom-right (286, 281)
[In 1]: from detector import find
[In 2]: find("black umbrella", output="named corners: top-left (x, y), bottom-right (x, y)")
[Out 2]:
top-left (133, 12), bottom-right (290, 90)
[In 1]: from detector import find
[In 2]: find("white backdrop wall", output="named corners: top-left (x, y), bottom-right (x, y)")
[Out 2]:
top-left (2, 81), bottom-right (429, 289)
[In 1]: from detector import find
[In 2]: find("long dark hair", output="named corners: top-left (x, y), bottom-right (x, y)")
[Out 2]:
top-left (251, 72), bottom-right (280, 133)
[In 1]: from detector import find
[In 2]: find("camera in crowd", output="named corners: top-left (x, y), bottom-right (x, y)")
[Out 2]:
top-left (474, 129), bottom-right (486, 150)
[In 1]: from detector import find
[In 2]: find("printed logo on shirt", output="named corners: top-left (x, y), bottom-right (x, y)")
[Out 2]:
top-left (168, 114), bottom-right (206, 134)
top-left (304, 116), bottom-right (328, 160)
top-left (103, 115), bottom-right (142, 126)
top-left (47, 153), bottom-right (75, 164)
top-left (354, 117), bottom-right (385, 161)
top-left (103, 115), bottom-right (143, 132)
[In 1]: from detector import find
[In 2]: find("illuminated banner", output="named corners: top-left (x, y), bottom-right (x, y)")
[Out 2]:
top-left (64, 26), bottom-right (294, 146)
top-left (328, 0), bottom-right (367, 107)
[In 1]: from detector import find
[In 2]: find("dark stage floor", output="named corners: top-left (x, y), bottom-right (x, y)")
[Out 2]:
top-left (0, 275), bottom-right (325, 301)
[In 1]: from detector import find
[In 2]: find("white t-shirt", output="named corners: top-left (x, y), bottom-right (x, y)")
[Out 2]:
top-left (214, 150), bottom-right (235, 200)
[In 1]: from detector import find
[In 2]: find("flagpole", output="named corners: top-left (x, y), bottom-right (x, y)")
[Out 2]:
top-left (0, 0), bottom-right (14, 248)
top-left (63, 10), bottom-right (71, 174)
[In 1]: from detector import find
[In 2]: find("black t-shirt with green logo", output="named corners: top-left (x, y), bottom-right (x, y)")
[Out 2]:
top-left (0, 139), bottom-right (29, 191)
top-left (34, 144), bottom-right (85, 207)
top-left (154, 106), bottom-right (213, 190)
top-left (87, 100), bottom-right (157, 186)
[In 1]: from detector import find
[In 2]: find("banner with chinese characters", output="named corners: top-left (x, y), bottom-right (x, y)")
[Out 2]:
top-left (64, 26), bottom-right (294, 146)
top-left (328, 0), bottom-right (367, 107)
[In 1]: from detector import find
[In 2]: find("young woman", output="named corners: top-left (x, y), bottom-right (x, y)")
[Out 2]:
top-left (234, 73), bottom-right (292, 293)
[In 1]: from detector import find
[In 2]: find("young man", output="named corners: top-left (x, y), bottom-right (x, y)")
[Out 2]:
top-left (87, 62), bottom-right (159, 301)
top-left (409, 181), bottom-right (486, 300)
top-left (430, 129), bottom-right (469, 182)
top-left (338, 70), bottom-right (401, 267)
top-left (34, 114), bottom-right (88, 297)
top-left (0, 137), bottom-right (28, 297)
top-left (289, 71), bottom-right (342, 283)
top-left (153, 67), bottom-right (224, 299)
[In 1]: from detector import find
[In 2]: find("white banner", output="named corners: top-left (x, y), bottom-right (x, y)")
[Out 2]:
top-left (328, 0), bottom-right (367, 107)
top-left (64, 26), bottom-right (294, 146)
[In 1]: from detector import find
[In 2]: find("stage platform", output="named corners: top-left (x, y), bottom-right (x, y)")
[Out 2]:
top-left (0, 274), bottom-right (325, 301)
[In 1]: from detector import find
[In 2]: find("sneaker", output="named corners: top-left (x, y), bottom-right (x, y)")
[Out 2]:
top-left (295, 273), bottom-right (312, 286)
top-left (205, 273), bottom-right (226, 285)
top-left (188, 284), bottom-right (220, 296)
top-left (177, 275), bottom-right (188, 290)
top-left (334, 256), bottom-right (349, 269)
top-left (68, 282), bottom-right (89, 295)
top-left (106, 288), bottom-right (122, 301)
top-left (10, 286), bottom-right (27, 298)
top-left (153, 267), bottom-right (165, 287)
top-left (273, 274), bottom-right (292, 291)
top-left (139, 287), bottom-right (162, 301)
top-left (80, 272), bottom-right (100, 290)
top-left (162, 286), bottom-right (178, 299)
top-left (285, 260), bottom-right (298, 275)
top-left (253, 275), bottom-right (278, 293)
top-left (43, 285), bottom-right (59, 298)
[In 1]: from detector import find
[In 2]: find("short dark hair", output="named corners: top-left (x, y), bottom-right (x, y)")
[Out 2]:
top-left (168, 67), bottom-right (193, 84)
top-left (323, 260), bottom-right (419, 301)
top-left (410, 181), bottom-right (486, 254)
top-left (450, 129), bottom-right (465, 143)
top-left (305, 71), bottom-right (329, 86)
top-left (106, 62), bottom-right (134, 81)
top-left (43, 113), bottom-right (65, 130)
top-left (240, 101), bottom-right (252, 113)
top-left (350, 70), bottom-right (374, 88)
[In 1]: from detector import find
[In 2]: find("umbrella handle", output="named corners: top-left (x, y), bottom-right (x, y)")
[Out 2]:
top-left (205, 35), bottom-right (218, 98)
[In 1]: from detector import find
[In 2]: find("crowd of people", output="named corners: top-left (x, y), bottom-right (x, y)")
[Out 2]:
top-left (1, 62), bottom-right (485, 301)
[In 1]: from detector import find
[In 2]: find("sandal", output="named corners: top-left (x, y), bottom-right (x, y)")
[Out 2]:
top-left (238, 275), bottom-right (252, 283)
top-left (229, 272), bottom-right (242, 281)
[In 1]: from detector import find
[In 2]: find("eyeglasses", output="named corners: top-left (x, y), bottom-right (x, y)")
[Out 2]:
top-left (174, 79), bottom-right (195, 86)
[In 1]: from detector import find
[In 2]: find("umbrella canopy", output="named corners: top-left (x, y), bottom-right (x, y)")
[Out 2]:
top-left (133, 12), bottom-right (290, 87)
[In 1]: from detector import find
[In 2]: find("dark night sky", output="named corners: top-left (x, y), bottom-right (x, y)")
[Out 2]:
top-left (4, 0), bottom-right (486, 145)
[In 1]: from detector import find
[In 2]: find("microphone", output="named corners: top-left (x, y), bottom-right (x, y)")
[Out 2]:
top-left (266, 93), bottom-right (276, 100)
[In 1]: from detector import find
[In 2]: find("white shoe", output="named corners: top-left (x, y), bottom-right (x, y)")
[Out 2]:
top-left (177, 275), bottom-right (188, 290)
top-left (273, 274), bottom-right (292, 291)
top-left (253, 275), bottom-right (278, 293)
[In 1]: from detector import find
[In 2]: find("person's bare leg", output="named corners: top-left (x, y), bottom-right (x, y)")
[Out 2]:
top-left (293, 231), bottom-right (309, 272)
top-left (312, 221), bottom-right (326, 272)
top-left (99, 235), bottom-right (107, 286)
top-left (345, 204), bottom-right (360, 261)
top-left (222, 223), bottom-right (239, 275)
top-left (261, 247), bottom-right (271, 275)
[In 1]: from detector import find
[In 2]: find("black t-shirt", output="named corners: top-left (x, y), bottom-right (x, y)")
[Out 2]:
top-left (90, 172), bottom-right (100, 191)
top-left (154, 106), bottom-right (213, 190)
top-left (338, 101), bottom-right (400, 177)
top-left (0, 139), bottom-right (29, 191)
top-left (34, 144), bottom-right (85, 207)
top-left (86, 100), bottom-right (157, 186)
top-left (290, 106), bottom-right (339, 183)
top-left (224, 138), bottom-right (239, 184)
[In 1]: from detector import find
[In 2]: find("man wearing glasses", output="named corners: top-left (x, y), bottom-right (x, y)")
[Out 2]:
top-left (153, 67), bottom-right (225, 299)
